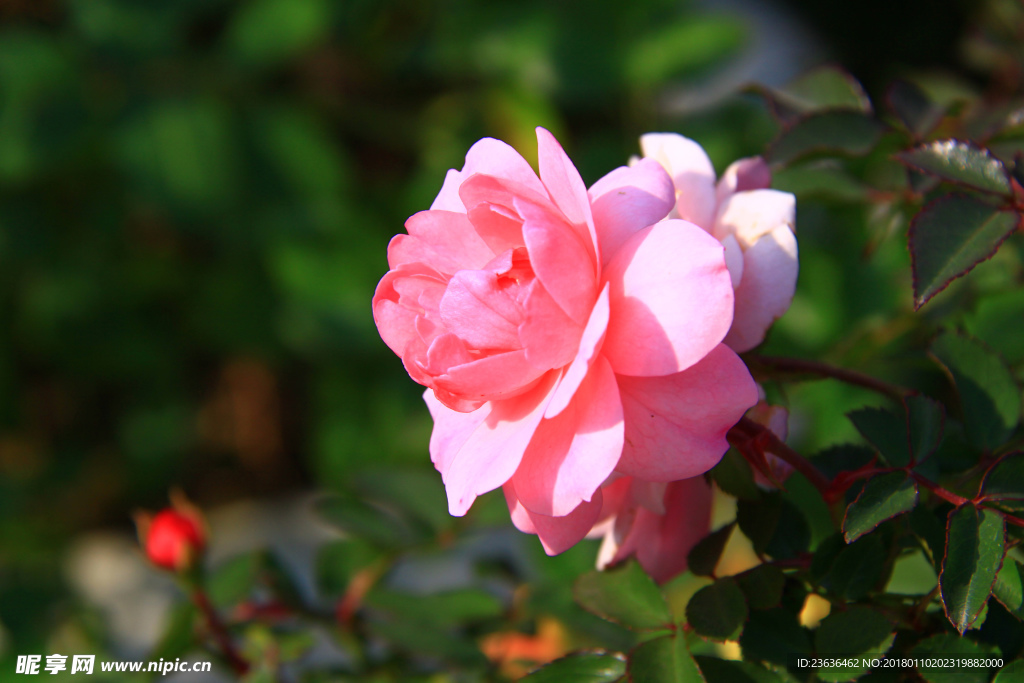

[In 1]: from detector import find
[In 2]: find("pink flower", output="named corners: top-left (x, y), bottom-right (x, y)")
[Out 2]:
top-left (587, 475), bottom-right (713, 584)
top-left (373, 128), bottom-right (757, 555)
top-left (638, 134), bottom-right (798, 352)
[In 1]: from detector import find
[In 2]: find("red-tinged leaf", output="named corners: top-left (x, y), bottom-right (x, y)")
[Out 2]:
top-left (940, 504), bottom-right (1006, 633)
top-left (981, 452), bottom-right (1024, 510)
top-left (886, 79), bottom-right (944, 137)
top-left (843, 472), bottom-right (919, 543)
top-left (754, 65), bottom-right (871, 123)
top-left (897, 140), bottom-right (1013, 196)
top-left (909, 194), bottom-right (1018, 309)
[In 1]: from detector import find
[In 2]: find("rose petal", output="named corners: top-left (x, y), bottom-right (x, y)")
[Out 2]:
top-left (439, 269), bottom-right (523, 351)
top-left (512, 355), bottom-right (623, 516)
top-left (602, 220), bottom-right (734, 377)
top-left (724, 224), bottom-right (798, 352)
top-left (715, 156), bottom-right (772, 205)
top-left (713, 189), bottom-right (796, 248)
top-left (640, 133), bottom-right (717, 230)
top-left (588, 158), bottom-right (675, 266)
top-left (545, 284), bottom-right (610, 418)
top-left (630, 477), bottom-right (713, 583)
top-left (433, 348), bottom-right (547, 403)
top-left (400, 210), bottom-right (496, 271)
top-left (536, 127), bottom-right (599, 264)
top-left (505, 483), bottom-right (604, 555)
top-left (518, 279), bottom-right (583, 372)
top-left (518, 197), bottom-right (598, 326)
top-left (615, 344), bottom-right (758, 480)
top-left (432, 138), bottom-right (548, 212)
top-left (441, 371), bottom-right (559, 515)
top-left (721, 233), bottom-right (744, 289)
top-left (425, 389), bottom-right (492, 478)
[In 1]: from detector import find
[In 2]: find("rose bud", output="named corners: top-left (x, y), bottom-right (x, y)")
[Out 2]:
top-left (136, 496), bottom-right (206, 572)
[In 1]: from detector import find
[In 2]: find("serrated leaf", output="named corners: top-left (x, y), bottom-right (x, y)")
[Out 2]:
top-left (814, 607), bottom-right (895, 682)
top-left (812, 444), bottom-right (876, 482)
top-left (848, 407), bottom-right (909, 466)
top-left (694, 657), bottom-right (787, 683)
top-left (910, 504), bottom-right (947, 570)
top-left (711, 449), bottom-right (761, 501)
top-left (685, 578), bottom-right (748, 641)
top-left (735, 564), bottom-right (785, 610)
top-left (315, 495), bottom-right (424, 549)
top-left (628, 634), bottom-right (705, 683)
top-left (911, 633), bottom-right (995, 683)
top-left (822, 534), bottom-right (886, 600)
top-left (768, 111), bottom-right (885, 165)
top-left (887, 79), bottom-right (944, 136)
top-left (772, 161), bottom-right (868, 202)
top-left (843, 472), bottom-right (919, 543)
top-left (906, 395), bottom-right (945, 464)
top-left (520, 651), bottom-right (627, 683)
top-left (687, 523), bottom-right (735, 577)
top-left (737, 493), bottom-right (810, 559)
top-left (756, 66), bottom-right (871, 123)
top-left (574, 560), bottom-right (672, 631)
top-left (982, 452), bottom-right (1024, 510)
top-left (993, 557), bottom-right (1024, 616)
top-left (897, 140), bottom-right (1012, 195)
top-left (940, 504), bottom-right (1006, 633)
top-left (910, 196), bottom-right (1019, 309)
top-left (739, 607), bottom-right (811, 666)
top-left (931, 331), bottom-right (1021, 450)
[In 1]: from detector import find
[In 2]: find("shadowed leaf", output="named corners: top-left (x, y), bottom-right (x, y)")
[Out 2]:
top-left (906, 395), bottom-right (945, 464)
top-left (982, 452), bottom-right (1024, 511)
top-left (685, 578), bottom-right (748, 641)
top-left (814, 607), bottom-right (894, 682)
top-left (736, 564), bottom-right (785, 610)
top-left (887, 79), bottom-right (945, 137)
top-left (574, 561), bottom-right (672, 631)
top-left (768, 111), bottom-right (885, 165)
top-left (910, 195), bottom-right (1018, 309)
top-left (687, 523), bottom-right (735, 577)
top-left (912, 633), bottom-right (995, 683)
top-left (520, 651), bottom-right (627, 683)
top-left (843, 472), bottom-right (918, 543)
top-left (993, 557), bottom-right (1024, 618)
top-left (628, 634), bottom-right (705, 683)
top-left (848, 406), bottom-right (909, 466)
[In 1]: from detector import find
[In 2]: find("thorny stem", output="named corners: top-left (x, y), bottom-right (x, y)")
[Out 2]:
top-left (192, 589), bottom-right (250, 677)
top-left (729, 417), bottom-right (833, 496)
top-left (746, 354), bottom-right (912, 402)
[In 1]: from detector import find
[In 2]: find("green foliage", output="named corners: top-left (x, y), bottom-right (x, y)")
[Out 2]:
top-left (941, 504), bottom-right (1006, 633)
top-left (897, 141), bottom-right (1013, 196)
top-left (686, 522), bottom-right (734, 577)
top-left (843, 472), bottom-right (918, 542)
top-left (628, 634), bottom-right (704, 683)
top-left (574, 561), bottom-right (673, 631)
top-left (520, 651), bottom-right (627, 683)
top-left (685, 578), bottom-right (748, 641)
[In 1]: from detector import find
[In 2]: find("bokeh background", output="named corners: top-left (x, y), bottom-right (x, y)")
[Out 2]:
top-left (0, 0), bottom-right (1003, 678)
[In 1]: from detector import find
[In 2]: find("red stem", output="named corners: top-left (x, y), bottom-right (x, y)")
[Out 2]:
top-left (746, 355), bottom-right (911, 402)
top-left (192, 589), bottom-right (249, 676)
top-left (910, 471), bottom-right (970, 507)
top-left (729, 417), bottom-right (833, 495)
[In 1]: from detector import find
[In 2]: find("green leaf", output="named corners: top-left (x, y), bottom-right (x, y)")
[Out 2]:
top-left (354, 467), bottom-right (452, 534)
top-left (711, 449), bottom-right (761, 501)
top-left (735, 565), bottom-right (785, 610)
top-left (843, 472), bottom-right (919, 543)
top-left (625, 16), bottom-right (745, 88)
top-left (993, 557), bottom-right (1024, 617)
top-left (227, 0), bottom-right (332, 66)
top-left (756, 66), bottom-right (871, 123)
top-left (737, 493), bottom-right (810, 558)
top-left (822, 534), bottom-right (886, 600)
top-left (370, 619), bottom-right (486, 666)
top-left (520, 651), bottom-right (627, 683)
top-left (910, 504), bottom-right (948, 570)
top-left (931, 330), bottom-right (1021, 450)
top-left (315, 495), bottom-right (425, 549)
top-left (886, 79), bottom-right (945, 136)
top-left (910, 196), bottom-right (1019, 309)
top-left (772, 161), bottom-right (869, 202)
top-left (911, 633), bottom-right (995, 683)
top-left (628, 634), bottom-right (705, 683)
top-left (940, 504), bottom-right (1006, 633)
top-left (897, 140), bottom-right (1012, 196)
top-left (848, 406), bottom-right (910, 466)
top-left (994, 659), bottom-right (1024, 683)
top-left (148, 601), bottom-right (198, 662)
top-left (685, 578), bottom-right (748, 641)
top-left (207, 551), bottom-right (264, 608)
top-left (812, 444), bottom-right (876, 482)
top-left (982, 452), bottom-right (1024, 510)
top-left (814, 606), bottom-right (895, 682)
top-left (366, 587), bottom-right (503, 628)
top-left (738, 607), bottom-right (811, 666)
top-left (687, 523), bottom-right (735, 577)
top-left (695, 657), bottom-right (786, 683)
top-left (574, 560), bottom-right (672, 631)
top-left (315, 538), bottom-right (381, 598)
top-left (768, 111), bottom-right (885, 165)
top-left (906, 395), bottom-right (945, 464)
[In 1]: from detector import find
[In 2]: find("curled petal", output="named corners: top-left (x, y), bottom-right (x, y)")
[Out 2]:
top-left (640, 133), bottom-right (717, 230)
top-left (588, 158), bottom-right (675, 266)
top-left (616, 344), bottom-right (758, 480)
top-left (512, 355), bottom-right (624, 517)
top-left (713, 189), bottom-right (796, 248)
top-left (440, 269), bottom-right (523, 351)
top-left (432, 138), bottom-right (547, 212)
top-left (545, 284), bottom-right (610, 418)
top-left (536, 127), bottom-right (600, 265)
top-left (399, 210), bottom-right (496, 271)
top-left (440, 371), bottom-right (559, 516)
top-left (603, 220), bottom-right (734, 377)
top-left (715, 156), bottom-right (772, 205)
top-left (505, 483), bottom-right (604, 555)
top-left (433, 348), bottom-right (547, 404)
top-left (723, 225), bottom-right (798, 352)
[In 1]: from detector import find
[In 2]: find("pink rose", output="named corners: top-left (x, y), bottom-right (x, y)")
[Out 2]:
top-left (587, 475), bottom-right (713, 584)
top-left (638, 133), bottom-right (798, 352)
top-left (373, 128), bottom-right (757, 555)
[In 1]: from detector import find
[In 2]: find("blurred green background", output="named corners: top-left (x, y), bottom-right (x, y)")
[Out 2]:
top-left (0, 0), bottom-right (984, 666)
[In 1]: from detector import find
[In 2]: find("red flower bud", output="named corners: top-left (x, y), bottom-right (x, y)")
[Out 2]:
top-left (137, 497), bottom-right (206, 572)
